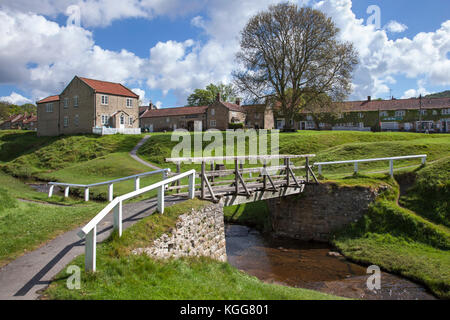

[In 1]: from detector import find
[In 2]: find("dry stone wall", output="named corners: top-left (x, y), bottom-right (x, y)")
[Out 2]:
top-left (133, 203), bottom-right (227, 262)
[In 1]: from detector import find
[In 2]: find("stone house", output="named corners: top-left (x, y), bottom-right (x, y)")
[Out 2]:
top-left (36, 76), bottom-right (140, 136)
top-left (206, 95), bottom-right (246, 130)
top-left (242, 104), bottom-right (275, 130)
top-left (275, 96), bottom-right (450, 133)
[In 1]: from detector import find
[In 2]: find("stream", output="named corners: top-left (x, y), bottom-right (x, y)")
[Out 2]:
top-left (225, 224), bottom-right (436, 300)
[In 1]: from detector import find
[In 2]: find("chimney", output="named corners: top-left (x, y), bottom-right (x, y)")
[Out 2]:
top-left (235, 98), bottom-right (241, 106)
top-left (216, 92), bottom-right (221, 102)
top-left (367, 96), bottom-right (371, 102)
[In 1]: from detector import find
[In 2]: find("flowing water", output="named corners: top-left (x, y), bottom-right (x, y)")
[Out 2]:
top-left (225, 224), bottom-right (436, 300)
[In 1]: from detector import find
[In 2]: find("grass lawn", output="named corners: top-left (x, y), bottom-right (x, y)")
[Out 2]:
top-left (44, 199), bottom-right (342, 300)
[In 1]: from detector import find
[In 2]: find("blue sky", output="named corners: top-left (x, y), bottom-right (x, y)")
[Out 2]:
top-left (0, 0), bottom-right (449, 107)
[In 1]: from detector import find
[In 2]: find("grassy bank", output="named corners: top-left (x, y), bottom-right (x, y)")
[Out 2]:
top-left (44, 199), bottom-right (341, 300)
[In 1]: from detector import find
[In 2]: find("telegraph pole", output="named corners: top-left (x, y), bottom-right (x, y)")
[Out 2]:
top-left (418, 94), bottom-right (423, 133)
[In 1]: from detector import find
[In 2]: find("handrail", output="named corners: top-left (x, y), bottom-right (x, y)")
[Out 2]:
top-left (77, 169), bottom-right (196, 272)
top-left (48, 168), bottom-right (171, 201)
top-left (314, 155), bottom-right (427, 177)
top-left (166, 154), bottom-right (316, 163)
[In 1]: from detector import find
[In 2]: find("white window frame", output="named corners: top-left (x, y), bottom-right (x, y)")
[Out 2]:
top-left (64, 98), bottom-right (69, 109)
top-left (166, 117), bottom-right (170, 123)
top-left (126, 98), bottom-right (133, 108)
top-left (101, 95), bottom-right (109, 105)
top-left (420, 109), bottom-right (427, 115)
top-left (101, 115), bottom-right (109, 126)
top-left (120, 114), bottom-right (125, 125)
top-left (441, 108), bottom-right (450, 115)
top-left (211, 108), bottom-right (215, 116)
top-left (210, 120), bottom-right (216, 127)
top-left (129, 117), bottom-right (133, 125)
top-left (74, 96), bottom-right (79, 108)
top-left (74, 114), bottom-right (79, 127)
top-left (358, 112), bottom-right (364, 118)
top-left (45, 103), bottom-right (53, 113)
top-left (395, 110), bottom-right (405, 117)
top-left (380, 111), bottom-right (388, 117)
top-left (63, 116), bottom-right (69, 128)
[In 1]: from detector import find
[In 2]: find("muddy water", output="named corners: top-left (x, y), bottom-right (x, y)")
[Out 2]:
top-left (225, 224), bottom-right (436, 300)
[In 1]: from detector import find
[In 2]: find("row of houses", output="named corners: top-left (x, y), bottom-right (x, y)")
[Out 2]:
top-left (0, 113), bottom-right (37, 131)
top-left (2, 76), bottom-right (449, 136)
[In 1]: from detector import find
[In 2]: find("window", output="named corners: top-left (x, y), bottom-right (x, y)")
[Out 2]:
top-left (358, 112), bottom-right (364, 118)
top-left (166, 117), bottom-right (170, 123)
top-left (63, 116), bottom-right (69, 128)
top-left (380, 111), bottom-right (388, 117)
top-left (210, 120), bottom-right (216, 127)
top-left (45, 103), bottom-right (53, 113)
top-left (306, 115), bottom-right (313, 121)
top-left (101, 115), bottom-right (109, 125)
top-left (420, 110), bottom-right (427, 116)
top-left (120, 114), bottom-right (125, 125)
top-left (441, 108), bottom-right (450, 115)
top-left (64, 98), bottom-right (69, 108)
top-left (338, 113), bottom-right (344, 119)
top-left (101, 95), bottom-right (109, 105)
top-left (255, 113), bottom-right (261, 119)
top-left (129, 117), bottom-right (133, 125)
top-left (211, 108), bottom-right (215, 116)
top-left (395, 110), bottom-right (405, 117)
top-left (74, 115), bottom-right (79, 127)
top-left (126, 98), bottom-right (133, 108)
top-left (74, 96), bottom-right (79, 107)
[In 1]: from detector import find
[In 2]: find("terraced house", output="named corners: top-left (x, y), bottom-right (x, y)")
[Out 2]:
top-left (281, 96), bottom-right (450, 133)
top-left (36, 76), bottom-right (140, 136)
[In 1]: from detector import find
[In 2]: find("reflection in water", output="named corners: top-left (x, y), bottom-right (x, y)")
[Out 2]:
top-left (225, 224), bottom-right (436, 300)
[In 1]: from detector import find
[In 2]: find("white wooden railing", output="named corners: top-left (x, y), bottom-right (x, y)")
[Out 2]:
top-left (314, 155), bottom-right (427, 177)
top-left (48, 169), bottom-right (170, 202)
top-left (77, 169), bottom-right (196, 272)
top-left (92, 127), bottom-right (142, 135)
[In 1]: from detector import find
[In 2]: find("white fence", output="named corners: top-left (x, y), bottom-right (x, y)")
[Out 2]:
top-left (314, 155), bottom-right (427, 177)
top-left (77, 169), bottom-right (196, 272)
top-left (48, 169), bottom-right (170, 202)
top-left (92, 127), bottom-right (142, 135)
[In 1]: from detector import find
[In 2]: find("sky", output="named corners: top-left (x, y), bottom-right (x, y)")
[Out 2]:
top-left (0, 0), bottom-right (449, 108)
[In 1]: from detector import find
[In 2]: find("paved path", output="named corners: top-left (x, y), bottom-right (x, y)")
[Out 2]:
top-left (130, 135), bottom-right (162, 170)
top-left (0, 195), bottom-right (187, 300)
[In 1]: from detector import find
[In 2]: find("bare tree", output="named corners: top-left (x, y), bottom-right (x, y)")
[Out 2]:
top-left (233, 3), bottom-right (358, 130)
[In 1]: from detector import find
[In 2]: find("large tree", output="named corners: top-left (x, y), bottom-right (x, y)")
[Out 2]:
top-left (233, 3), bottom-right (358, 129)
top-left (187, 83), bottom-right (236, 106)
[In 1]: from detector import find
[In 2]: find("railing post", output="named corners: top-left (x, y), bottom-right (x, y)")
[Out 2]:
top-left (85, 226), bottom-right (96, 272)
top-left (84, 188), bottom-right (90, 202)
top-left (176, 162), bottom-right (181, 194)
top-left (234, 159), bottom-right (239, 194)
top-left (108, 184), bottom-right (114, 202)
top-left (158, 184), bottom-right (165, 214)
top-left (263, 161), bottom-right (267, 190)
top-left (201, 161), bottom-right (205, 199)
top-left (113, 200), bottom-right (122, 236)
top-left (389, 160), bottom-right (394, 177)
top-left (188, 172), bottom-right (195, 199)
top-left (135, 177), bottom-right (140, 191)
top-left (422, 156), bottom-right (427, 165)
top-left (286, 158), bottom-right (290, 186)
top-left (48, 185), bottom-right (54, 198)
top-left (318, 164), bottom-right (322, 176)
top-left (64, 186), bottom-right (70, 198)
top-left (354, 162), bottom-right (358, 174)
top-left (305, 157), bottom-right (310, 183)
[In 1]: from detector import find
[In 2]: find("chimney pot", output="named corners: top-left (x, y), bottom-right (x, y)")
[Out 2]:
top-left (368, 96), bottom-right (371, 102)
top-left (216, 92), bottom-right (221, 102)
top-left (235, 98), bottom-right (241, 106)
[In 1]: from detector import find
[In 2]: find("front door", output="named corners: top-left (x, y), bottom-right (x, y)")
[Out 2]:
top-left (120, 114), bottom-right (125, 129)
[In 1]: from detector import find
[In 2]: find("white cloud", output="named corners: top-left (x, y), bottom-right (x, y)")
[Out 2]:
top-left (401, 79), bottom-right (430, 99)
top-left (384, 20), bottom-right (408, 33)
top-left (0, 92), bottom-right (32, 105)
top-left (132, 88), bottom-right (149, 105)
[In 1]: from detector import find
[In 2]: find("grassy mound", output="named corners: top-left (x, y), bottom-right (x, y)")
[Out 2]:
top-left (399, 157), bottom-right (450, 227)
top-left (44, 199), bottom-right (341, 300)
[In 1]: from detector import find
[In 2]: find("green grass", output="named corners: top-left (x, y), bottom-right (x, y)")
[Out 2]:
top-left (399, 157), bottom-right (450, 227)
top-left (0, 186), bottom-right (103, 267)
top-left (332, 180), bottom-right (450, 299)
top-left (44, 199), bottom-right (342, 300)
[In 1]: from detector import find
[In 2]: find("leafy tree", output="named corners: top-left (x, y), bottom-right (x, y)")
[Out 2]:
top-left (300, 92), bottom-right (340, 130)
top-left (233, 3), bottom-right (358, 129)
top-left (187, 83), bottom-right (236, 106)
top-left (0, 101), bottom-right (36, 121)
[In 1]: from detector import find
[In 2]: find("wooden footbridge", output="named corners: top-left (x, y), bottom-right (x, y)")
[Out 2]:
top-left (165, 155), bottom-right (319, 206)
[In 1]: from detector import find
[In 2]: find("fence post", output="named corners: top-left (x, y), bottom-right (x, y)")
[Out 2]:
top-left (389, 160), bottom-right (394, 177)
top-left (48, 185), bottom-right (54, 198)
top-left (201, 161), bottom-right (205, 199)
top-left (135, 177), bottom-right (140, 191)
top-left (64, 187), bottom-right (70, 198)
top-left (305, 157), bottom-right (310, 183)
top-left (188, 172), bottom-right (195, 199)
top-left (422, 156), bottom-right (427, 165)
top-left (108, 184), bottom-right (113, 202)
top-left (85, 226), bottom-right (96, 272)
top-left (318, 164), bottom-right (322, 176)
top-left (158, 184), bottom-right (165, 214)
top-left (113, 200), bottom-right (123, 236)
top-left (84, 188), bottom-right (90, 202)
top-left (354, 162), bottom-right (358, 174)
